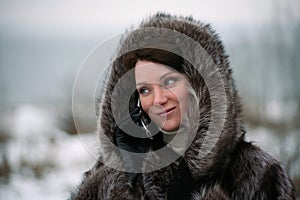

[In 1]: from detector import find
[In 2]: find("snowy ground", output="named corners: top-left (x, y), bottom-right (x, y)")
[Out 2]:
top-left (0, 105), bottom-right (95, 200)
top-left (0, 105), bottom-right (299, 199)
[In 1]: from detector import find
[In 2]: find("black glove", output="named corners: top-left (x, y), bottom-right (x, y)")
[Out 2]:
top-left (113, 106), bottom-right (153, 186)
top-left (114, 106), bottom-right (152, 151)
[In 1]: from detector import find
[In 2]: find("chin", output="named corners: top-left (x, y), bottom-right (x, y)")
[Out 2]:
top-left (151, 117), bottom-right (181, 132)
top-left (161, 122), bottom-right (180, 132)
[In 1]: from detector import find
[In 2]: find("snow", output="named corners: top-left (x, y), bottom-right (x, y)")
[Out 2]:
top-left (0, 105), bottom-right (95, 200)
top-left (265, 100), bottom-right (298, 122)
top-left (0, 104), bottom-right (299, 199)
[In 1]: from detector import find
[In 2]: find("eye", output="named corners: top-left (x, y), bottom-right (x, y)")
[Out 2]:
top-left (164, 77), bottom-right (177, 87)
top-left (138, 87), bottom-right (150, 95)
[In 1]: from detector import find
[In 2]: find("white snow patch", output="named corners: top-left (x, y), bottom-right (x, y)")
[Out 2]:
top-left (0, 105), bottom-right (96, 200)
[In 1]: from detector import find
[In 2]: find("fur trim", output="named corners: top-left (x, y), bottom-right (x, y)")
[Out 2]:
top-left (70, 12), bottom-right (295, 200)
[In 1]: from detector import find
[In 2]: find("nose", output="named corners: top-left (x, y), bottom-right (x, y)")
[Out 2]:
top-left (153, 86), bottom-right (168, 105)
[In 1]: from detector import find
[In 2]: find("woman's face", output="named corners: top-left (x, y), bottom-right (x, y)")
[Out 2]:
top-left (135, 60), bottom-right (190, 132)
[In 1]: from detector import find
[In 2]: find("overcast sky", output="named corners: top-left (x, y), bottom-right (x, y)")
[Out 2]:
top-left (0, 0), bottom-right (299, 106)
top-left (1, 0), bottom-right (299, 37)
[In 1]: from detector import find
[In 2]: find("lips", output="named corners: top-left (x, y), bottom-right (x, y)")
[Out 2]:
top-left (157, 107), bottom-right (176, 116)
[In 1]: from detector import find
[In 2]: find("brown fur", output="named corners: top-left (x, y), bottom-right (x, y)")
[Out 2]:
top-left (69, 13), bottom-right (295, 200)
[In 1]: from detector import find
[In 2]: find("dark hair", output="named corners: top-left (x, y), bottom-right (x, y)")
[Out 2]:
top-left (123, 48), bottom-right (185, 73)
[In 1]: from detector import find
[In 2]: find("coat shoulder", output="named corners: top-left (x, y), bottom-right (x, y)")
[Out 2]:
top-left (224, 140), bottom-right (295, 199)
top-left (69, 163), bottom-right (144, 200)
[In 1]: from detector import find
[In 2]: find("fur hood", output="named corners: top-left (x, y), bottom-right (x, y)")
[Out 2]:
top-left (70, 13), bottom-right (295, 200)
top-left (98, 12), bottom-right (244, 179)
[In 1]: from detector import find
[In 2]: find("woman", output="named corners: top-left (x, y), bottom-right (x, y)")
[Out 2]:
top-left (70, 13), bottom-right (295, 200)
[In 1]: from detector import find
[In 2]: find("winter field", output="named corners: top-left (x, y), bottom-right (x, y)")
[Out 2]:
top-left (0, 105), bottom-right (95, 199)
top-left (0, 104), bottom-right (299, 199)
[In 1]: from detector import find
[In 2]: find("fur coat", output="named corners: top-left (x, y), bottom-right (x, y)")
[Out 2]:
top-left (69, 13), bottom-right (295, 200)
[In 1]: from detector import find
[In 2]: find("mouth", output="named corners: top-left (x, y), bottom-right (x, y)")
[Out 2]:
top-left (157, 107), bottom-right (176, 117)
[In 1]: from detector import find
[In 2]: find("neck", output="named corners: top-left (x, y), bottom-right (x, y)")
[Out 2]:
top-left (162, 126), bottom-right (188, 155)
top-left (161, 129), bottom-right (177, 136)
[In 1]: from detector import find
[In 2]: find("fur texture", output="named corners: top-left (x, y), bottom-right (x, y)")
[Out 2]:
top-left (69, 13), bottom-right (295, 200)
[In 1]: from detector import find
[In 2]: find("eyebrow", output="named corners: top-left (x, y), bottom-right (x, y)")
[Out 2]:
top-left (136, 71), bottom-right (176, 86)
top-left (160, 71), bottom-right (175, 81)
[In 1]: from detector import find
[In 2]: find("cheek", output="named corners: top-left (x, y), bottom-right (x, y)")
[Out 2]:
top-left (175, 90), bottom-right (190, 112)
top-left (140, 98), bottom-right (151, 114)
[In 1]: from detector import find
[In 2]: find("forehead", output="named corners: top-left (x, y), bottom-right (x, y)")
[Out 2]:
top-left (134, 60), bottom-right (176, 83)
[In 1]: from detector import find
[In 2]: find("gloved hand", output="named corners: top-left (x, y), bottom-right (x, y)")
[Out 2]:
top-left (113, 106), bottom-right (153, 186)
top-left (114, 106), bottom-right (152, 152)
